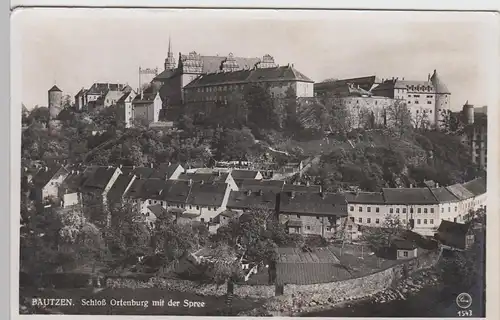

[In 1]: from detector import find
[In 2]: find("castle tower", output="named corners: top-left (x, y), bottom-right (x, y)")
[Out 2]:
top-left (164, 36), bottom-right (176, 71)
top-left (430, 69), bottom-right (451, 128)
top-left (48, 84), bottom-right (63, 120)
top-left (462, 100), bottom-right (475, 125)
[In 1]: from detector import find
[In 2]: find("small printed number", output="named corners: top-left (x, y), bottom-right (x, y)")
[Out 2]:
top-left (457, 310), bottom-right (472, 317)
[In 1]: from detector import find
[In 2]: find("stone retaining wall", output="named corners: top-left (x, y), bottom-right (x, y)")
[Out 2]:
top-left (105, 250), bottom-right (439, 306)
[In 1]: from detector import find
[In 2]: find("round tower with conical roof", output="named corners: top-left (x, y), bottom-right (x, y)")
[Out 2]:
top-left (462, 100), bottom-right (474, 125)
top-left (48, 84), bottom-right (63, 120)
top-left (430, 69), bottom-right (450, 128)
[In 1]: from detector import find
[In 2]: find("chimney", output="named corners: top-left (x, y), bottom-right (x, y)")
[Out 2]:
top-left (306, 181), bottom-right (310, 187)
top-left (410, 184), bottom-right (413, 188)
top-left (150, 163), bottom-right (154, 168)
top-left (45, 166), bottom-right (48, 172)
top-left (188, 179), bottom-right (193, 186)
top-left (168, 161), bottom-right (171, 166)
top-left (258, 190), bottom-right (263, 196)
top-left (290, 191), bottom-right (296, 199)
top-left (246, 189), bottom-right (252, 196)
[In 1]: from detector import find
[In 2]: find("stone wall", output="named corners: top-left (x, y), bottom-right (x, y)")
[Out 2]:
top-left (105, 250), bottom-right (438, 306)
top-left (105, 276), bottom-right (274, 299)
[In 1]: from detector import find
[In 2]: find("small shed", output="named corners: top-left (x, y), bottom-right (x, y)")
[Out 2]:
top-left (392, 239), bottom-right (418, 260)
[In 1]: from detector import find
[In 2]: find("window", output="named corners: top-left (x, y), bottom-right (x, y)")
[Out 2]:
top-left (413, 95), bottom-right (420, 98)
top-left (367, 207), bottom-right (371, 213)
top-left (424, 219), bottom-right (427, 224)
top-left (415, 101), bottom-right (419, 104)
top-left (448, 207), bottom-right (451, 212)
top-left (430, 208), bottom-right (434, 213)
top-left (148, 200), bottom-right (152, 205)
top-left (326, 226), bottom-right (331, 231)
top-left (208, 207), bottom-right (211, 211)
top-left (404, 251), bottom-right (408, 257)
top-left (350, 217), bottom-right (355, 222)
top-left (367, 218), bottom-right (371, 223)
top-left (350, 206), bottom-right (354, 212)
top-left (454, 218), bottom-right (457, 222)
top-left (424, 208), bottom-right (428, 214)
top-left (410, 208), bottom-right (414, 214)
top-left (376, 218), bottom-right (380, 224)
top-left (418, 208), bottom-right (422, 213)
top-left (390, 208), bottom-right (394, 214)
top-left (441, 208), bottom-right (444, 213)
top-left (376, 207), bottom-right (380, 213)
top-left (201, 218), bottom-right (205, 222)
top-left (417, 219), bottom-right (421, 224)
top-left (316, 216), bottom-right (320, 220)
top-left (359, 206), bottom-right (363, 212)
top-left (427, 101), bottom-right (432, 104)
top-left (306, 226), bottom-right (311, 230)
top-left (430, 219), bottom-right (434, 224)
top-left (396, 208), bottom-right (400, 214)
top-left (297, 215), bottom-right (301, 219)
top-left (455, 206), bottom-right (457, 212)
top-left (358, 218), bottom-right (362, 223)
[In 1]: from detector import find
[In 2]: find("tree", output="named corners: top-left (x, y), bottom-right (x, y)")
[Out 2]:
top-left (385, 100), bottom-right (413, 137)
top-left (439, 109), bottom-right (463, 133)
top-left (245, 84), bottom-right (280, 130)
top-left (412, 107), bottom-right (431, 130)
top-left (361, 213), bottom-right (405, 251)
top-left (215, 127), bottom-right (256, 161)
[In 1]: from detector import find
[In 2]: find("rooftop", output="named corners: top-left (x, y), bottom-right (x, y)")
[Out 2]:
top-left (279, 191), bottom-right (348, 215)
top-left (382, 188), bottom-right (439, 205)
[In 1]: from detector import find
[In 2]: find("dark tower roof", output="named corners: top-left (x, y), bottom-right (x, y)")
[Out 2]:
top-left (430, 69), bottom-right (450, 94)
top-left (48, 85), bottom-right (62, 92)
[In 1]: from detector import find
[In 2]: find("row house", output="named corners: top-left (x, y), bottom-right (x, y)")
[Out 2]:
top-left (278, 191), bottom-right (348, 238)
top-left (176, 171), bottom-right (238, 191)
top-left (31, 166), bottom-right (70, 206)
top-left (80, 166), bottom-right (122, 227)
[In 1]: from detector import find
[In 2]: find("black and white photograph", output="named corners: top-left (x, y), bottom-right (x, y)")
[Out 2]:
top-left (12, 7), bottom-right (494, 317)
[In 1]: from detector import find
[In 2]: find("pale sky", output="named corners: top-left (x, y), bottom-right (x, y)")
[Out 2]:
top-left (12, 8), bottom-right (496, 110)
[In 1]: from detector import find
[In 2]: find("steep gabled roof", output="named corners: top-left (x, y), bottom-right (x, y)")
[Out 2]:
top-left (344, 191), bottom-right (385, 204)
top-left (279, 192), bottom-right (348, 215)
top-left (282, 184), bottom-right (322, 194)
top-left (437, 220), bottom-right (471, 236)
top-left (227, 190), bottom-right (277, 210)
top-left (150, 163), bottom-right (183, 180)
top-left (230, 169), bottom-right (260, 180)
top-left (462, 177), bottom-right (486, 196)
top-left (446, 184), bottom-right (475, 200)
top-left (382, 188), bottom-right (439, 205)
top-left (238, 180), bottom-right (285, 193)
top-left (430, 187), bottom-right (460, 203)
top-left (107, 174), bottom-right (136, 201)
top-left (81, 166), bottom-right (117, 191)
top-left (185, 181), bottom-right (228, 207)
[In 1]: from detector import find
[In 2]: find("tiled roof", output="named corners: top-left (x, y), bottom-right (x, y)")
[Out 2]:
top-left (161, 180), bottom-right (192, 203)
top-left (437, 220), bottom-right (470, 236)
top-left (282, 184), bottom-right (322, 193)
top-left (230, 169), bottom-right (260, 180)
top-left (463, 177), bottom-right (486, 196)
top-left (150, 163), bottom-right (183, 180)
top-left (372, 79), bottom-right (435, 93)
top-left (60, 171), bottom-right (86, 193)
top-left (344, 191), bottom-right (385, 204)
top-left (430, 187), bottom-right (460, 203)
top-left (81, 167), bottom-right (117, 191)
top-left (48, 85), bottom-right (62, 92)
top-left (116, 91), bottom-right (132, 103)
top-left (32, 166), bottom-right (66, 187)
top-left (186, 182), bottom-right (228, 207)
top-left (279, 192), bottom-right (348, 215)
top-left (120, 166), bottom-right (155, 179)
top-left (445, 184), bottom-right (475, 200)
top-left (184, 65), bottom-right (313, 88)
top-left (238, 180), bottom-right (285, 193)
top-left (87, 83), bottom-right (127, 95)
top-left (198, 55), bottom-right (261, 74)
top-left (107, 174), bottom-right (135, 201)
top-left (138, 178), bottom-right (170, 200)
top-left (276, 247), bottom-right (340, 263)
top-left (177, 172), bottom-right (228, 183)
top-left (392, 239), bottom-right (417, 250)
top-left (154, 68), bottom-right (179, 81)
top-left (148, 204), bottom-right (167, 218)
top-left (124, 179), bottom-right (147, 199)
top-left (226, 190), bottom-right (277, 211)
top-left (382, 188), bottom-right (439, 205)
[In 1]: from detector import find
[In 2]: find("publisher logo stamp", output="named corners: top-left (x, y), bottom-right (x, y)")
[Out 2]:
top-left (456, 293), bottom-right (472, 309)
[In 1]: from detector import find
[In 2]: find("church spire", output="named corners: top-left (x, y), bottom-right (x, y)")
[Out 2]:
top-left (164, 36), bottom-right (176, 71)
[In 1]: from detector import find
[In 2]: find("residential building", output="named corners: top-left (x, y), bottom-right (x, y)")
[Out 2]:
top-left (131, 84), bottom-right (163, 124)
top-left (58, 169), bottom-right (86, 208)
top-left (149, 162), bottom-right (185, 180)
top-left (345, 191), bottom-right (387, 227)
top-left (227, 189), bottom-right (278, 213)
top-left (278, 191), bottom-right (348, 238)
top-left (184, 181), bottom-right (234, 224)
top-left (176, 171), bottom-right (238, 191)
top-left (436, 220), bottom-right (475, 251)
top-left (116, 90), bottom-right (137, 128)
top-left (31, 165), bottom-right (70, 205)
top-left (74, 83), bottom-right (132, 112)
